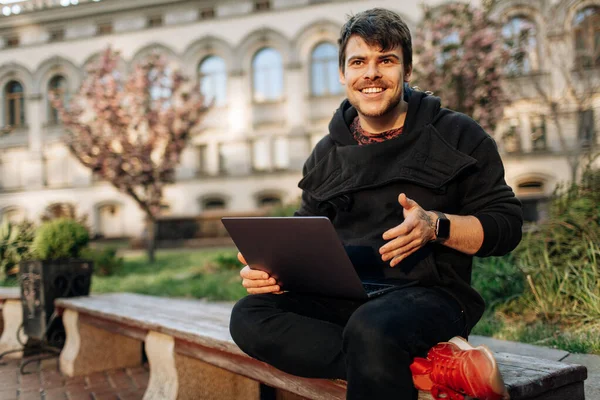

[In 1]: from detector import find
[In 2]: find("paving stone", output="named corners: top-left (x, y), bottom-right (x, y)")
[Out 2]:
top-left (42, 388), bottom-right (67, 400)
top-left (105, 371), bottom-right (133, 391)
top-left (84, 373), bottom-right (108, 389)
top-left (90, 393), bottom-right (118, 400)
top-left (0, 389), bottom-right (17, 400)
top-left (115, 390), bottom-right (144, 400)
top-left (17, 391), bottom-right (41, 400)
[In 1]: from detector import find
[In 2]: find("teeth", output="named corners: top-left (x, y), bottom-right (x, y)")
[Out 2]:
top-left (362, 87), bottom-right (384, 94)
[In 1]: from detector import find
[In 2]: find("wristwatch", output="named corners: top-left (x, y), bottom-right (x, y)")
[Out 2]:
top-left (432, 211), bottom-right (450, 242)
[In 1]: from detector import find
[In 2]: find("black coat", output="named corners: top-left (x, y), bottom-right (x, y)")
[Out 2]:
top-left (295, 90), bottom-right (523, 332)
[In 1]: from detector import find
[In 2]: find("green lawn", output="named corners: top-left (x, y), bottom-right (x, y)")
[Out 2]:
top-left (91, 247), bottom-right (246, 301)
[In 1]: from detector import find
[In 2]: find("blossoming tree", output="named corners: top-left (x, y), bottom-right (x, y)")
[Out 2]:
top-left (53, 48), bottom-right (207, 262)
top-left (413, 3), bottom-right (509, 133)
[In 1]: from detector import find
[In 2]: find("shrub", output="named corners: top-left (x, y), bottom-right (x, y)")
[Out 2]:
top-left (32, 218), bottom-right (90, 260)
top-left (512, 164), bottom-right (600, 330)
top-left (269, 198), bottom-right (301, 217)
top-left (472, 254), bottom-right (525, 310)
top-left (0, 220), bottom-right (36, 278)
top-left (81, 247), bottom-right (123, 276)
top-left (213, 252), bottom-right (240, 271)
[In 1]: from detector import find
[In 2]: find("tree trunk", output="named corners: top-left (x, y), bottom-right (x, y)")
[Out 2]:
top-left (146, 217), bottom-right (156, 263)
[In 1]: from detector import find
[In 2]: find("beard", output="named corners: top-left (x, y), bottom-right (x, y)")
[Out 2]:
top-left (348, 87), bottom-right (404, 118)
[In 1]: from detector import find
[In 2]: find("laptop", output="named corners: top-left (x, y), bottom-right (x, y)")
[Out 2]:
top-left (221, 216), bottom-right (418, 300)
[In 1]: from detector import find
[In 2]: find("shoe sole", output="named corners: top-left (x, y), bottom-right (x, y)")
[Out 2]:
top-left (448, 336), bottom-right (508, 399)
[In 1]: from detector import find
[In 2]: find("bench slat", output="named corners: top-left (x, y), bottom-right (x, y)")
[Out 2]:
top-left (0, 287), bottom-right (20, 301)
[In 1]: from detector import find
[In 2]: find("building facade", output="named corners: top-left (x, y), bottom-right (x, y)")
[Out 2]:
top-left (0, 0), bottom-right (598, 238)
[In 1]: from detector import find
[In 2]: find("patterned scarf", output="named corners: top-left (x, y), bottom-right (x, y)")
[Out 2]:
top-left (350, 116), bottom-right (404, 145)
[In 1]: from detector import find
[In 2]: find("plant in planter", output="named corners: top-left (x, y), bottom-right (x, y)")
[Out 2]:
top-left (19, 218), bottom-right (93, 348)
top-left (0, 220), bottom-right (35, 281)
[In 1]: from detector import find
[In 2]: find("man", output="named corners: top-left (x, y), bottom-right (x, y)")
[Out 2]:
top-left (229, 8), bottom-right (522, 400)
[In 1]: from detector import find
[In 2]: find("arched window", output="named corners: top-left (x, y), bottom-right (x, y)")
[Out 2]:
top-left (252, 48), bottom-right (283, 102)
top-left (4, 81), bottom-right (25, 128)
top-left (257, 194), bottom-right (282, 208)
top-left (202, 197), bottom-right (227, 211)
top-left (517, 179), bottom-right (547, 222)
top-left (48, 75), bottom-right (68, 125)
top-left (198, 56), bottom-right (227, 107)
top-left (573, 6), bottom-right (600, 68)
top-left (311, 42), bottom-right (343, 96)
top-left (502, 16), bottom-right (538, 75)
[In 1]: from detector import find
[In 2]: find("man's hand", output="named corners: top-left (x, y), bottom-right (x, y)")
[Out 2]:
top-left (238, 252), bottom-right (284, 295)
top-left (379, 193), bottom-right (437, 267)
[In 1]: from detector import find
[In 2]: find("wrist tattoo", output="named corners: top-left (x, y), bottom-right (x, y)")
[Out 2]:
top-left (419, 209), bottom-right (435, 231)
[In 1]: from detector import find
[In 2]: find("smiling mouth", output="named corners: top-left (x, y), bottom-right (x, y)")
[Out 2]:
top-left (360, 87), bottom-right (385, 94)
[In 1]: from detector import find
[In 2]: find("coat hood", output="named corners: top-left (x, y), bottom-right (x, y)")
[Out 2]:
top-left (327, 84), bottom-right (442, 146)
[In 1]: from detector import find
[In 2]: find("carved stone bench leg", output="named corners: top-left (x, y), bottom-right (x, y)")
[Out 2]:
top-left (60, 309), bottom-right (142, 377)
top-left (0, 299), bottom-right (28, 359)
top-left (143, 331), bottom-right (260, 400)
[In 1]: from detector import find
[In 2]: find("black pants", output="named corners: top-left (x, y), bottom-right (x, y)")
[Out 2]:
top-left (229, 286), bottom-right (467, 400)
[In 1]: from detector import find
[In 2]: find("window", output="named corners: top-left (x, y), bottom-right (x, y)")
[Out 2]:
top-left (198, 56), bottom-right (227, 107)
top-left (5, 36), bottom-right (19, 48)
top-left (517, 180), bottom-right (548, 222)
top-left (530, 116), bottom-right (546, 151)
top-left (501, 123), bottom-right (521, 153)
top-left (254, 0), bottom-right (270, 12)
top-left (502, 16), bottom-right (538, 75)
top-left (148, 15), bottom-right (163, 28)
top-left (49, 29), bottom-right (65, 43)
top-left (579, 109), bottom-right (596, 147)
top-left (311, 42), bottom-right (343, 96)
top-left (197, 144), bottom-right (209, 176)
top-left (436, 31), bottom-right (461, 67)
top-left (4, 81), bottom-right (25, 128)
top-left (573, 6), bottom-right (600, 68)
top-left (252, 48), bottom-right (283, 102)
top-left (199, 7), bottom-right (215, 19)
top-left (97, 22), bottom-right (113, 36)
top-left (48, 75), bottom-right (68, 125)
top-left (257, 194), bottom-right (282, 208)
top-left (202, 197), bottom-right (227, 211)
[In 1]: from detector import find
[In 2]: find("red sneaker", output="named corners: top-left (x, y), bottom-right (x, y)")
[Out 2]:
top-left (410, 337), bottom-right (509, 400)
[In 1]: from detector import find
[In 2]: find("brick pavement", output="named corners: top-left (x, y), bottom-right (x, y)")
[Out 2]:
top-left (0, 355), bottom-right (148, 400)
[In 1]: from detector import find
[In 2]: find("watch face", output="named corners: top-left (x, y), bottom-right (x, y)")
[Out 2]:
top-left (437, 217), bottom-right (450, 239)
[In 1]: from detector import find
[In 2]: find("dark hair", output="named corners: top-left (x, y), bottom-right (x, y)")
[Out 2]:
top-left (338, 8), bottom-right (412, 72)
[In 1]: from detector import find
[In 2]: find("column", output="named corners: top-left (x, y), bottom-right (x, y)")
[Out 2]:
top-left (24, 94), bottom-right (45, 189)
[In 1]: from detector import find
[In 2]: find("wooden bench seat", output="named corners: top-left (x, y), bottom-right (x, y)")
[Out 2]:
top-left (55, 293), bottom-right (588, 400)
top-left (0, 287), bottom-right (27, 359)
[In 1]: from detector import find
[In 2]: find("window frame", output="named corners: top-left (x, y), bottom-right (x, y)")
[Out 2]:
top-left (198, 55), bottom-right (228, 107)
top-left (310, 42), bottom-right (343, 97)
top-left (4, 80), bottom-right (25, 128)
top-left (573, 6), bottom-right (600, 69)
top-left (47, 75), bottom-right (68, 125)
top-left (502, 15), bottom-right (539, 75)
top-left (251, 47), bottom-right (284, 103)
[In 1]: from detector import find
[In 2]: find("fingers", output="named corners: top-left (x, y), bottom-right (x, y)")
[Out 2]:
top-left (398, 193), bottom-right (418, 210)
top-left (239, 265), bottom-right (281, 295)
top-left (245, 285), bottom-right (282, 295)
top-left (237, 252), bottom-right (247, 265)
top-left (389, 241), bottom-right (422, 267)
top-left (240, 265), bottom-right (269, 280)
top-left (383, 219), bottom-right (416, 240)
top-left (380, 231), bottom-right (419, 259)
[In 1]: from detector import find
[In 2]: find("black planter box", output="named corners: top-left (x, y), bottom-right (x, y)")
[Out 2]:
top-left (19, 259), bottom-right (93, 347)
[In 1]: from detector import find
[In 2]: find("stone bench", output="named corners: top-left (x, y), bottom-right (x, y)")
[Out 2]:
top-left (0, 287), bottom-right (28, 359)
top-left (55, 293), bottom-right (588, 400)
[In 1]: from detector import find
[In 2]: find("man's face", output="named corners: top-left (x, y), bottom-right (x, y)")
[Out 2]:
top-left (339, 35), bottom-right (412, 118)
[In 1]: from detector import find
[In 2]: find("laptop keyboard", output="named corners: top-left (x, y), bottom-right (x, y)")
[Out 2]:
top-left (363, 283), bottom-right (390, 293)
